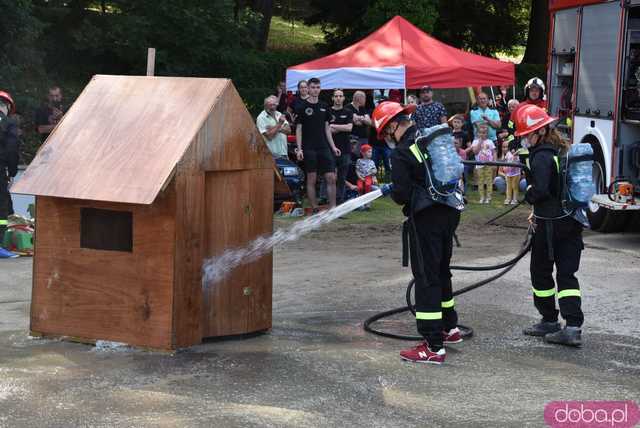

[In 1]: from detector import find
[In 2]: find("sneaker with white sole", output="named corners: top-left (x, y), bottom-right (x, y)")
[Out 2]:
top-left (443, 327), bottom-right (463, 344)
top-left (400, 342), bottom-right (446, 364)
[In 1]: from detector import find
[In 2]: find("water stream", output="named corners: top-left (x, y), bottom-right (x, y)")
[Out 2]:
top-left (202, 189), bottom-right (385, 287)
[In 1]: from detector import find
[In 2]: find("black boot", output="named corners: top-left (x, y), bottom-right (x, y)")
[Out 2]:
top-left (523, 320), bottom-right (561, 337)
top-left (544, 327), bottom-right (582, 347)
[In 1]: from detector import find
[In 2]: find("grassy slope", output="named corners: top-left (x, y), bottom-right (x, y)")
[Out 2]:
top-left (340, 189), bottom-right (529, 225)
top-left (267, 16), bottom-right (325, 52)
top-left (277, 188), bottom-right (530, 226)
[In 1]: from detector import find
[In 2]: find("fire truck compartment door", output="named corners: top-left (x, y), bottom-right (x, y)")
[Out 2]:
top-left (576, 2), bottom-right (622, 117)
top-left (552, 8), bottom-right (579, 54)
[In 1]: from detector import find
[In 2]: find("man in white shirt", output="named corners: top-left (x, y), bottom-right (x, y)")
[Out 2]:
top-left (256, 95), bottom-right (291, 158)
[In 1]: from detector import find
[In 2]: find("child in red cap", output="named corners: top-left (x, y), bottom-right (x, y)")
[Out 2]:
top-left (356, 144), bottom-right (378, 197)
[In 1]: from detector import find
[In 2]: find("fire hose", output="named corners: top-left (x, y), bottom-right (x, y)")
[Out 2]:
top-left (363, 226), bottom-right (533, 341)
top-left (364, 159), bottom-right (533, 341)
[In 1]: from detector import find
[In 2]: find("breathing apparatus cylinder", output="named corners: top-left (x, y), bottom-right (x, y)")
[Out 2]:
top-left (567, 143), bottom-right (596, 206)
top-left (419, 124), bottom-right (465, 185)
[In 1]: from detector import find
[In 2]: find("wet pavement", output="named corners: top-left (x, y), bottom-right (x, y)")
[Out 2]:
top-left (1, 222), bottom-right (639, 427)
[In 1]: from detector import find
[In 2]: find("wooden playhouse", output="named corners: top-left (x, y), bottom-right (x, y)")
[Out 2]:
top-left (12, 75), bottom-right (275, 350)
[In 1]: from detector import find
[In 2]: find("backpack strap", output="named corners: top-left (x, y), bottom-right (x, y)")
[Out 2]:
top-left (567, 154), bottom-right (594, 164)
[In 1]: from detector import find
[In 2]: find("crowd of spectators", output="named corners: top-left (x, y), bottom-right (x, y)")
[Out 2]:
top-left (256, 77), bottom-right (547, 212)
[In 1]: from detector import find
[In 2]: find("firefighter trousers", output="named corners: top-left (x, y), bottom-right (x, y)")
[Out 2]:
top-left (530, 218), bottom-right (584, 327)
top-left (409, 205), bottom-right (460, 348)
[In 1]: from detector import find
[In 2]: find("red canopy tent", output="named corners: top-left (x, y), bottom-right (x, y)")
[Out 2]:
top-left (286, 16), bottom-right (515, 91)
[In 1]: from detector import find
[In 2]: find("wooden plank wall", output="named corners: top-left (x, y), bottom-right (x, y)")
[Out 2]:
top-left (202, 170), bottom-right (250, 336)
top-left (247, 169), bottom-right (273, 331)
top-left (201, 169), bottom-right (273, 337)
top-left (172, 136), bottom-right (205, 348)
top-left (31, 192), bottom-right (176, 349)
top-left (200, 84), bottom-right (274, 172)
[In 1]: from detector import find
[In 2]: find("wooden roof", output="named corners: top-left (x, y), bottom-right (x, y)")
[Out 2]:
top-left (13, 75), bottom-right (235, 204)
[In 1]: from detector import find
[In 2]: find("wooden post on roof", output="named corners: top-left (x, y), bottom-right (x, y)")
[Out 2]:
top-left (146, 48), bottom-right (156, 76)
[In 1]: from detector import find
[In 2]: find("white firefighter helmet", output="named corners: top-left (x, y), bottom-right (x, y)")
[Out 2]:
top-left (524, 77), bottom-right (546, 99)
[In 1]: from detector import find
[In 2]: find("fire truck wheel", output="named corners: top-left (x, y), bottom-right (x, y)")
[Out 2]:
top-left (589, 207), bottom-right (630, 233)
top-left (625, 211), bottom-right (640, 232)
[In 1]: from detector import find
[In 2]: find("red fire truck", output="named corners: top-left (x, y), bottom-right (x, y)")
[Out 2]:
top-left (547, 0), bottom-right (640, 232)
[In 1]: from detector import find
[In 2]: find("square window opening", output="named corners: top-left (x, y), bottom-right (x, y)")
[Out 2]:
top-left (80, 208), bottom-right (133, 252)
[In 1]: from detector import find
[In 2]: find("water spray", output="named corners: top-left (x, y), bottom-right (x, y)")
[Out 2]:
top-left (202, 185), bottom-right (393, 287)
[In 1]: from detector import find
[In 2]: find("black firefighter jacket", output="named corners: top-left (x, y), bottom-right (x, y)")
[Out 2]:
top-left (0, 112), bottom-right (19, 177)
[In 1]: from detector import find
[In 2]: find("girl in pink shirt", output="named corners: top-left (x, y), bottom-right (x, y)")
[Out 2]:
top-left (471, 124), bottom-right (496, 203)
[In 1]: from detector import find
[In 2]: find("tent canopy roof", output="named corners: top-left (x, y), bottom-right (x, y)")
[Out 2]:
top-left (12, 75), bottom-right (228, 204)
top-left (287, 16), bottom-right (515, 90)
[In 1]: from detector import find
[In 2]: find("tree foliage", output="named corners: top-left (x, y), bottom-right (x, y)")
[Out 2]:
top-left (365, 0), bottom-right (438, 37)
top-left (2, 0), bottom-right (314, 161)
top-left (0, 0), bottom-right (44, 86)
top-left (433, 0), bottom-right (529, 56)
top-left (306, 0), bottom-right (530, 56)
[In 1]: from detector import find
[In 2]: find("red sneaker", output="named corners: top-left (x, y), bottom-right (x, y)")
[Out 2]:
top-left (443, 327), bottom-right (463, 345)
top-left (399, 342), bottom-right (446, 364)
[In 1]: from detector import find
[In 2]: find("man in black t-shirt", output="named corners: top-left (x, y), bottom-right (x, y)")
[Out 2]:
top-left (344, 91), bottom-right (372, 152)
top-left (328, 89), bottom-right (353, 204)
top-left (295, 78), bottom-right (342, 211)
top-left (34, 86), bottom-right (65, 143)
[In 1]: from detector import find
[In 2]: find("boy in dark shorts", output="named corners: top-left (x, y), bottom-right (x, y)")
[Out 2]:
top-left (295, 78), bottom-right (342, 211)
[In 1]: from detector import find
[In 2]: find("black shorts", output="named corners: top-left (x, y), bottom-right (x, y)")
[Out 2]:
top-left (303, 148), bottom-right (336, 174)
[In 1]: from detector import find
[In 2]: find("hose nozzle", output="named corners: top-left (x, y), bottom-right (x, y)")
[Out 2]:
top-left (381, 184), bottom-right (393, 196)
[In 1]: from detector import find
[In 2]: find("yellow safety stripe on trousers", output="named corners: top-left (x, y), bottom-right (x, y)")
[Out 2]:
top-left (441, 298), bottom-right (455, 309)
top-left (416, 311), bottom-right (442, 320)
top-left (0, 219), bottom-right (7, 225)
top-left (557, 289), bottom-right (581, 299)
top-left (532, 287), bottom-right (556, 298)
top-left (409, 143), bottom-right (427, 164)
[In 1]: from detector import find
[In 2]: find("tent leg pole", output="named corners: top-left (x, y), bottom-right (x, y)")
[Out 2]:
top-left (404, 87), bottom-right (407, 104)
top-left (490, 86), bottom-right (496, 106)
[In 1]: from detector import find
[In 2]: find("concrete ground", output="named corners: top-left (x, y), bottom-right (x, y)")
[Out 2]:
top-left (1, 210), bottom-right (639, 427)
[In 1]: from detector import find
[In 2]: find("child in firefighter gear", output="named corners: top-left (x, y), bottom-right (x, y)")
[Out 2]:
top-left (521, 77), bottom-right (547, 111)
top-left (372, 101), bottom-right (463, 365)
top-left (0, 91), bottom-right (19, 242)
top-left (514, 104), bottom-right (584, 347)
